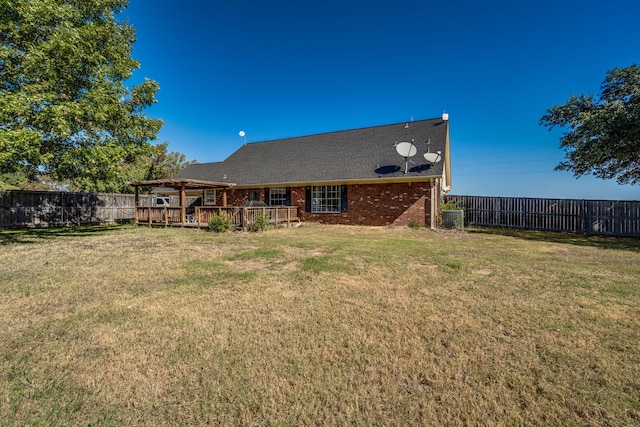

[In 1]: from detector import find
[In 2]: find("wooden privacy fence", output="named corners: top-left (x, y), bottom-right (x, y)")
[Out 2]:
top-left (0, 191), bottom-right (151, 229)
top-left (446, 195), bottom-right (640, 237)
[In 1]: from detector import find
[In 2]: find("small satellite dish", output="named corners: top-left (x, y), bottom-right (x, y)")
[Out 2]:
top-left (239, 130), bottom-right (246, 137)
top-left (395, 141), bottom-right (417, 158)
top-left (424, 151), bottom-right (442, 163)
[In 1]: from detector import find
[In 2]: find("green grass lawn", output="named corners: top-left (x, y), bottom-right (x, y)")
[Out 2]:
top-left (1, 224), bottom-right (639, 426)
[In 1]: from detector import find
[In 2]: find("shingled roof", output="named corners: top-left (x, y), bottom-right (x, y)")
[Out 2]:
top-left (174, 117), bottom-right (450, 187)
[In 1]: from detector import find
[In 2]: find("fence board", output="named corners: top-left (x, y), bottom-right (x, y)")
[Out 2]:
top-left (447, 195), bottom-right (640, 237)
top-left (0, 191), bottom-right (151, 229)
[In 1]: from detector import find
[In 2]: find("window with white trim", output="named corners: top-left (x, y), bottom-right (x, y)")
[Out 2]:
top-left (204, 189), bottom-right (216, 205)
top-left (269, 187), bottom-right (287, 206)
top-left (312, 185), bottom-right (342, 213)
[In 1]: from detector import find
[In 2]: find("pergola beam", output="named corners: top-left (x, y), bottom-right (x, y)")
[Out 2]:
top-left (128, 178), bottom-right (235, 190)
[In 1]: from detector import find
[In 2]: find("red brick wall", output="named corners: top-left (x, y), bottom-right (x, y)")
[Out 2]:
top-left (223, 189), bottom-right (249, 206)
top-left (216, 189), bottom-right (263, 206)
top-left (217, 182), bottom-right (431, 226)
top-left (295, 183), bottom-right (431, 226)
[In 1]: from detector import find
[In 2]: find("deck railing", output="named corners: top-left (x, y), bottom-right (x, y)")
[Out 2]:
top-left (195, 206), bottom-right (300, 230)
top-left (136, 206), bottom-right (183, 226)
top-left (135, 205), bottom-right (300, 229)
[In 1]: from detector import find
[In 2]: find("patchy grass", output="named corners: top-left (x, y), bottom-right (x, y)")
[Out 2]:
top-left (1, 224), bottom-right (639, 425)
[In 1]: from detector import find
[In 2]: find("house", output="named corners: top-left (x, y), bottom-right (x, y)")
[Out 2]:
top-left (167, 115), bottom-right (451, 228)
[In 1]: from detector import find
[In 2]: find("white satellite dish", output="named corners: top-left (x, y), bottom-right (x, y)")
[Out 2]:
top-left (424, 151), bottom-right (442, 163)
top-left (239, 130), bottom-right (246, 137)
top-left (395, 141), bottom-right (417, 174)
top-left (395, 141), bottom-right (417, 158)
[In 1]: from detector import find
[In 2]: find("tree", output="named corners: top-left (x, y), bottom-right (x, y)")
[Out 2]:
top-left (66, 142), bottom-right (197, 193)
top-left (540, 64), bottom-right (640, 185)
top-left (121, 141), bottom-right (197, 194)
top-left (0, 0), bottom-right (163, 191)
top-left (145, 142), bottom-right (198, 182)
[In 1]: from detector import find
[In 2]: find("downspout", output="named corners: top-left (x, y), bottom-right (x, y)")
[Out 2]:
top-left (430, 178), bottom-right (435, 230)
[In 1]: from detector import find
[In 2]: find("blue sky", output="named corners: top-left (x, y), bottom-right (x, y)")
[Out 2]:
top-left (123, 0), bottom-right (639, 200)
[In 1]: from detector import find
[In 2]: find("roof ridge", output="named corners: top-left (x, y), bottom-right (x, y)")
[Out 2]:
top-left (186, 160), bottom-right (223, 166)
top-left (243, 117), bottom-right (442, 146)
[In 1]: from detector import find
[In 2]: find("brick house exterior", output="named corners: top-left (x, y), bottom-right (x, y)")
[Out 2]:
top-left (169, 117), bottom-right (451, 227)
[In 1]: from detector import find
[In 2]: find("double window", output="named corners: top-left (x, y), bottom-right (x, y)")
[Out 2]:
top-left (263, 187), bottom-right (291, 206)
top-left (310, 185), bottom-right (346, 213)
top-left (269, 187), bottom-right (287, 206)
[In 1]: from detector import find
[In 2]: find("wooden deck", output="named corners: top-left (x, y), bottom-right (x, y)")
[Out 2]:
top-left (135, 206), bottom-right (300, 230)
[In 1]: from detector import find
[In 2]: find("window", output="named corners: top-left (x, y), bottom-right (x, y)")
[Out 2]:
top-left (204, 189), bottom-right (216, 205)
top-left (249, 189), bottom-right (260, 202)
top-left (155, 197), bottom-right (170, 207)
top-left (269, 187), bottom-right (287, 206)
top-left (311, 185), bottom-right (343, 213)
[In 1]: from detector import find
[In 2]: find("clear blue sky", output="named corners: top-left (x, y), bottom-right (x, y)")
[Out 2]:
top-left (123, 0), bottom-right (639, 200)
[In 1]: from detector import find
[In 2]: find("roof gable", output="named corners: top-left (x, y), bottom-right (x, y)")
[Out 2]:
top-left (175, 118), bottom-right (450, 186)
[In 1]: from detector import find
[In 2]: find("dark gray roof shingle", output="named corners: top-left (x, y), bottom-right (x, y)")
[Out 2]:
top-left (174, 118), bottom-right (448, 186)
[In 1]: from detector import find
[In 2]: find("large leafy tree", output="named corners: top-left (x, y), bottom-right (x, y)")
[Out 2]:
top-left (0, 0), bottom-right (163, 191)
top-left (540, 64), bottom-right (640, 185)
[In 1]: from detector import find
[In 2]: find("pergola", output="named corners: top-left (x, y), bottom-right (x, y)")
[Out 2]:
top-left (128, 178), bottom-right (236, 226)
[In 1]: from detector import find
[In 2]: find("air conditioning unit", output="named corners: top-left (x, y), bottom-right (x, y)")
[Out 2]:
top-left (442, 210), bottom-right (464, 230)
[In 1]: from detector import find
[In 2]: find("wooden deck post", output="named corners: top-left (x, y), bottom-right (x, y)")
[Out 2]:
top-left (242, 207), bottom-right (248, 232)
top-left (222, 190), bottom-right (228, 207)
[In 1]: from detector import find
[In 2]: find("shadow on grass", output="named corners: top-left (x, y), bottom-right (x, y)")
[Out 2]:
top-left (0, 224), bottom-right (128, 245)
top-left (468, 226), bottom-right (640, 253)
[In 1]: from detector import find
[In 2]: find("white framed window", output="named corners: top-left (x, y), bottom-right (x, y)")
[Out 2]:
top-left (204, 189), bottom-right (216, 205)
top-left (269, 187), bottom-right (287, 206)
top-left (312, 185), bottom-right (342, 213)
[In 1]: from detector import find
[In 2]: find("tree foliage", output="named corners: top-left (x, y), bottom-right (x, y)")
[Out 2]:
top-left (124, 141), bottom-right (197, 194)
top-left (145, 142), bottom-right (197, 182)
top-left (0, 0), bottom-right (164, 191)
top-left (540, 64), bottom-right (640, 185)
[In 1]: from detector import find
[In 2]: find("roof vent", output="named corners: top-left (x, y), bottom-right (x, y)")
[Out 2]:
top-left (442, 111), bottom-right (449, 121)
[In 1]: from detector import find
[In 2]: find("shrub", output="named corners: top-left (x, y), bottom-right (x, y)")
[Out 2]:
top-left (409, 220), bottom-right (422, 229)
top-left (208, 214), bottom-right (232, 233)
top-left (440, 199), bottom-right (464, 211)
top-left (249, 211), bottom-right (269, 232)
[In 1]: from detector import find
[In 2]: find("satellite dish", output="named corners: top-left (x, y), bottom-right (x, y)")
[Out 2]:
top-left (395, 141), bottom-right (417, 158)
top-left (239, 130), bottom-right (246, 137)
top-left (395, 141), bottom-right (417, 174)
top-left (424, 151), bottom-right (442, 163)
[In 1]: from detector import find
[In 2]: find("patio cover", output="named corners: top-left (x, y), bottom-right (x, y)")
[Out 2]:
top-left (128, 178), bottom-right (235, 190)
top-left (128, 178), bottom-right (236, 226)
